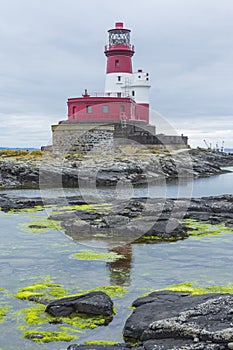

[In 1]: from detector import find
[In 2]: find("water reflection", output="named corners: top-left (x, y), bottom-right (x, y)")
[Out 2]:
top-left (107, 245), bottom-right (132, 286)
top-left (1, 167), bottom-right (232, 199)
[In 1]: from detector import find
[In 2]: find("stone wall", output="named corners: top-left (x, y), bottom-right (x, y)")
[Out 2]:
top-left (51, 122), bottom-right (188, 154)
top-left (52, 123), bottom-right (114, 153)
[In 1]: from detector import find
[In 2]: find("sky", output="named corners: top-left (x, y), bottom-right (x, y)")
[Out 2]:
top-left (0, 0), bottom-right (233, 149)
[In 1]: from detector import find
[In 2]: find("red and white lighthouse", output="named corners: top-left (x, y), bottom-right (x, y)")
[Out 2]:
top-left (52, 22), bottom-right (189, 152)
top-left (64, 22), bottom-right (151, 125)
top-left (104, 22), bottom-right (150, 107)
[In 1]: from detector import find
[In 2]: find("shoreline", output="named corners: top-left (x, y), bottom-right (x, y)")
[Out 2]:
top-left (0, 148), bottom-right (233, 189)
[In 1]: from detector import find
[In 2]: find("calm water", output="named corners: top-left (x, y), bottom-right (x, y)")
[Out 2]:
top-left (2, 167), bottom-right (233, 199)
top-left (0, 169), bottom-right (233, 349)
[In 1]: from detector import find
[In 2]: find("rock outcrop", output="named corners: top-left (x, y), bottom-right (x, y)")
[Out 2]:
top-left (0, 149), bottom-right (232, 188)
top-left (66, 291), bottom-right (233, 350)
top-left (0, 194), bottom-right (232, 243)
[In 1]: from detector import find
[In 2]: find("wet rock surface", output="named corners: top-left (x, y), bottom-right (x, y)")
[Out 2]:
top-left (52, 195), bottom-right (233, 243)
top-left (122, 290), bottom-right (233, 349)
top-left (45, 291), bottom-right (114, 317)
top-left (65, 291), bottom-right (233, 349)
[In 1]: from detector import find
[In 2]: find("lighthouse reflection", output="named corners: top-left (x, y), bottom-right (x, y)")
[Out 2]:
top-left (107, 244), bottom-right (132, 286)
top-left (60, 224), bottom-right (133, 286)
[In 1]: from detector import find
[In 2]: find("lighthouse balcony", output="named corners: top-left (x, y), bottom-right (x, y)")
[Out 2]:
top-left (85, 92), bottom-right (131, 98)
top-left (105, 44), bottom-right (134, 51)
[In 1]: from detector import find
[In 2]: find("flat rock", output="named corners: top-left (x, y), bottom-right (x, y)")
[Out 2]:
top-left (45, 291), bottom-right (114, 317)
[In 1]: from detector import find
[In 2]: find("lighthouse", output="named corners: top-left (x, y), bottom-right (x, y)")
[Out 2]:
top-left (60, 21), bottom-right (151, 125)
top-left (51, 21), bottom-right (189, 153)
top-left (104, 22), bottom-right (150, 107)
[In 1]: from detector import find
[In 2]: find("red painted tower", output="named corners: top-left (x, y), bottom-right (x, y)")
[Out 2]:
top-left (104, 22), bottom-right (134, 74)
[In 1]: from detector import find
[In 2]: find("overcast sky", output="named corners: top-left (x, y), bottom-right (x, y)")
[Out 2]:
top-left (0, 0), bottom-right (232, 149)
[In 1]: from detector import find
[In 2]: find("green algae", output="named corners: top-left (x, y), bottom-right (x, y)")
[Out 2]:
top-left (19, 218), bottom-right (62, 233)
top-left (15, 279), bottom-right (67, 300)
top-left (85, 340), bottom-right (118, 345)
top-left (0, 289), bottom-right (10, 324)
top-left (23, 329), bottom-right (76, 342)
top-left (0, 306), bottom-right (9, 323)
top-left (81, 285), bottom-right (127, 299)
top-left (184, 219), bottom-right (233, 238)
top-left (71, 249), bottom-right (123, 262)
top-left (58, 203), bottom-right (113, 213)
top-left (15, 277), bottom-right (125, 343)
top-left (136, 235), bottom-right (181, 243)
top-left (19, 305), bottom-right (53, 325)
top-left (161, 281), bottom-right (233, 295)
top-left (62, 313), bottom-right (110, 329)
top-left (16, 206), bottom-right (44, 213)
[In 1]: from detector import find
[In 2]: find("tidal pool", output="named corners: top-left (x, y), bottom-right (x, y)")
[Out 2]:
top-left (0, 206), bottom-right (233, 349)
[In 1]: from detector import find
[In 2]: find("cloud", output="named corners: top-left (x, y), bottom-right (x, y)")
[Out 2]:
top-left (0, 0), bottom-right (233, 147)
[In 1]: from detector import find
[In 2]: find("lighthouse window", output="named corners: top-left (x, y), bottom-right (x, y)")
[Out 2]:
top-left (132, 90), bottom-right (135, 97)
top-left (72, 106), bottom-right (76, 116)
top-left (86, 105), bottom-right (92, 113)
top-left (120, 105), bottom-right (125, 112)
top-left (117, 76), bottom-right (121, 82)
top-left (103, 105), bottom-right (109, 113)
top-left (115, 59), bottom-right (119, 67)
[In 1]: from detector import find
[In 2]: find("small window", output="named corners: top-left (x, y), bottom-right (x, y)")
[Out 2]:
top-left (86, 105), bottom-right (92, 113)
top-left (117, 92), bottom-right (121, 98)
top-left (120, 105), bottom-right (125, 112)
top-left (115, 59), bottom-right (119, 67)
top-left (138, 75), bottom-right (141, 78)
top-left (72, 106), bottom-right (76, 116)
top-left (103, 105), bottom-right (109, 113)
top-left (117, 76), bottom-right (121, 82)
top-left (132, 90), bottom-right (135, 97)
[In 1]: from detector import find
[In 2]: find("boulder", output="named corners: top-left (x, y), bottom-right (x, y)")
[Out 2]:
top-left (45, 291), bottom-right (114, 317)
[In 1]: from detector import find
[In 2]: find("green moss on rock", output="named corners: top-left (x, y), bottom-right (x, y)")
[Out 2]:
top-left (15, 277), bottom-right (126, 343)
top-left (59, 203), bottom-right (113, 214)
top-left (15, 279), bottom-right (67, 300)
top-left (184, 219), bottom-right (233, 238)
top-left (19, 218), bottom-right (62, 233)
top-left (85, 340), bottom-right (118, 345)
top-left (161, 281), bottom-right (233, 295)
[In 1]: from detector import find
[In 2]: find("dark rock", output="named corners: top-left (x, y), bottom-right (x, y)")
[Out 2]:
top-left (103, 215), bottom-right (130, 227)
top-left (45, 291), bottom-right (114, 317)
top-left (143, 339), bottom-right (225, 350)
top-left (67, 345), bottom-right (142, 350)
top-left (0, 193), bottom-right (233, 244)
top-left (123, 290), bottom-right (233, 347)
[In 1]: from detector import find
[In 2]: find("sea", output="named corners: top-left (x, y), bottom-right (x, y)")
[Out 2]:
top-left (0, 150), bottom-right (233, 349)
